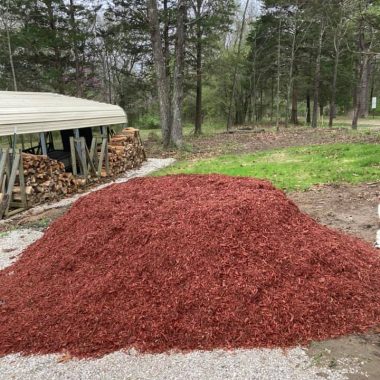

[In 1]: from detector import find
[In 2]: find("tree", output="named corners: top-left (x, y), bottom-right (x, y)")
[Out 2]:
top-left (188, 0), bottom-right (234, 135)
top-left (2, 0), bottom-right (380, 137)
top-left (226, 0), bottom-right (250, 131)
top-left (0, 0), bottom-right (17, 91)
top-left (311, 17), bottom-right (326, 128)
top-left (328, 0), bottom-right (351, 127)
top-left (146, 0), bottom-right (189, 148)
top-left (170, 0), bottom-right (186, 147)
top-left (352, 0), bottom-right (380, 129)
top-left (146, 0), bottom-right (172, 147)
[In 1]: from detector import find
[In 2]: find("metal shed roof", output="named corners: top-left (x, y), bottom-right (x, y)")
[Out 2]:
top-left (0, 91), bottom-right (127, 137)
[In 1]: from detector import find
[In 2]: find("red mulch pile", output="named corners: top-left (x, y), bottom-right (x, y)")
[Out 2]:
top-left (1, 174), bottom-right (380, 358)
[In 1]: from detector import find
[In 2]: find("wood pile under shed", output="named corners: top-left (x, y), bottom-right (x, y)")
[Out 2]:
top-left (20, 154), bottom-right (83, 205)
top-left (7, 128), bottom-right (146, 209)
top-left (107, 128), bottom-right (146, 176)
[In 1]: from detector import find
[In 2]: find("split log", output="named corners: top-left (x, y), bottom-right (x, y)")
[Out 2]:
top-left (106, 128), bottom-right (146, 176)
top-left (17, 153), bottom-right (83, 206)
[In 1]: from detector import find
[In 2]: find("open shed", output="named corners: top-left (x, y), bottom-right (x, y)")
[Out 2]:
top-left (0, 91), bottom-right (140, 219)
top-left (0, 91), bottom-right (126, 136)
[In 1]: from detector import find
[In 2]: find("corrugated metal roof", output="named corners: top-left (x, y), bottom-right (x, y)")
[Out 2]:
top-left (0, 91), bottom-right (127, 136)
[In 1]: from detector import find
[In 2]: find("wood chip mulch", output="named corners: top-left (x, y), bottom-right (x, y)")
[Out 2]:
top-left (1, 174), bottom-right (380, 358)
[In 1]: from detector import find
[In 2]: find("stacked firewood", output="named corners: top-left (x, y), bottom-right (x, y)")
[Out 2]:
top-left (106, 128), bottom-right (146, 176)
top-left (6, 128), bottom-right (145, 208)
top-left (16, 153), bottom-right (84, 204)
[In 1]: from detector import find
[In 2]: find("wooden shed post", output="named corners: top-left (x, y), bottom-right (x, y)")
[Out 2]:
top-left (39, 133), bottom-right (47, 155)
top-left (73, 129), bottom-right (86, 176)
top-left (98, 126), bottom-right (109, 176)
top-left (74, 129), bottom-right (80, 139)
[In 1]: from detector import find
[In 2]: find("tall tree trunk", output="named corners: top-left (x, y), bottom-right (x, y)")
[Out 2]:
top-left (69, 0), bottom-right (82, 97)
top-left (194, 0), bottom-right (203, 136)
top-left (285, 20), bottom-right (297, 128)
top-left (306, 92), bottom-right (311, 124)
top-left (105, 51), bottom-right (113, 104)
top-left (226, 0), bottom-right (250, 131)
top-left (270, 75), bottom-right (274, 123)
top-left (163, 0), bottom-right (170, 79)
top-left (370, 58), bottom-right (377, 116)
top-left (147, 0), bottom-right (171, 147)
top-left (352, 14), bottom-right (371, 130)
top-left (359, 58), bottom-right (371, 117)
top-left (46, 0), bottom-right (65, 94)
top-left (353, 54), bottom-right (369, 129)
top-left (171, 0), bottom-right (186, 148)
top-left (290, 83), bottom-right (298, 124)
top-left (275, 19), bottom-right (282, 132)
top-left (311, 21), bottom-right (325, 128)
top-left (247, 31), bottom-right (257, 125)
top-left (329, 48), bottom-right (340, 127)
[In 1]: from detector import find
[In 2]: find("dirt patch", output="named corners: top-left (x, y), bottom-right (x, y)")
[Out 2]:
top-left (144, 127), bottom-right (380, 159)
top-left (289, 182), bottom-right (380, 244)
top-left (289, 183), bottom-right (380, 380)
top-left (308, 333), bottom-right (380, 380)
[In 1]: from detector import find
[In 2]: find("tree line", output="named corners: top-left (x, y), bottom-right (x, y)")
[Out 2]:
top-left (1, 1), bottom-right (380, 148)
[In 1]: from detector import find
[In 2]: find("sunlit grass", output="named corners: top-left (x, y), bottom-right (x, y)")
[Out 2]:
top-left (155, 143), bottom-right (380, 191)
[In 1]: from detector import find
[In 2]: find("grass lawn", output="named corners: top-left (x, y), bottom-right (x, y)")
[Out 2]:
top-left (155, 143), bottom-right (380, 191)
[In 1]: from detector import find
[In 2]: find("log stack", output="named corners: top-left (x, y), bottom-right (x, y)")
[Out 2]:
top-left (106, 128), bottom-right (146, 176)
top-left (19, 153), bottom-right (84, 205)
top-left (5, 128), bottom-right (146, 209)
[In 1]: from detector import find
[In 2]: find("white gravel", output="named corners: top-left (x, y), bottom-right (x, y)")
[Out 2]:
top-left (0, 229), bottom-right (43, 270)
top-left (0, 158), bottom-right (366, 379)
top-left (0, 348), bottom-right (364, 380)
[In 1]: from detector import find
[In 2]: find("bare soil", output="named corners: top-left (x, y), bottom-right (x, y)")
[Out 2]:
top-left (290, 183), bottom-right (380, 379)
top-left (290, 182), bottom-right (380, 244)
top-left (144, 126), bottom-right (380, 159)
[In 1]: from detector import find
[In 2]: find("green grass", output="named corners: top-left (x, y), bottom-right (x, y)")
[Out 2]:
top-left (155, 143), bottom-right (380, 191)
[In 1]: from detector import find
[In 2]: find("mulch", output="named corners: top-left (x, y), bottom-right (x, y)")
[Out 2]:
top-left (1, 174), bottom-right (380, 358)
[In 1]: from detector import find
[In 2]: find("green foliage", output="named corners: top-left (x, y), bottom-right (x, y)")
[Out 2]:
top-left (156, 143), bottom-right (380, 190)
top-left (0, 0), bottom-right (100, 94)
top-left (135, 114), bottom-right (161, 129)
top-left (2, 0), bottom-right (380, 144)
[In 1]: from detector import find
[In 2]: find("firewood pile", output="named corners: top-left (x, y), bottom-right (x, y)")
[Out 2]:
top-left (106, 128), bottom-right (146, 176)
top-left (16, 153), bottom-right (84, 205)
top-left (8, 128), bottom-right (145, 207)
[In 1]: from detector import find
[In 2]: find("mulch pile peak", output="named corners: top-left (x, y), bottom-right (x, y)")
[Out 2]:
top-left (1, 174), bottom-right (380, 358)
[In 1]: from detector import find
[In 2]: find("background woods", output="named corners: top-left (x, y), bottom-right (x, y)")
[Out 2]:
top-left (1, 0), bottom-right (380, 147)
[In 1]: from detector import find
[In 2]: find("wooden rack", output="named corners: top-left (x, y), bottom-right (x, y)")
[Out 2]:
top-left (0, 148), bottom-right (27, 219)
top-left (69, 133), bottom-right (109, 180)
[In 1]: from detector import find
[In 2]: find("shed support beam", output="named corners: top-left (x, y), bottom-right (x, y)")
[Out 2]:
top-left (40, 133), bottom-right (47, 155)
top-left (98, 126), bottom-right (109, 177)
top-left (73, 129), bottom-right (85, 176)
